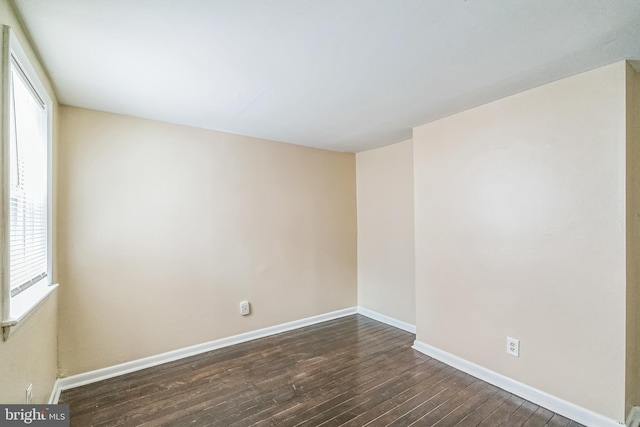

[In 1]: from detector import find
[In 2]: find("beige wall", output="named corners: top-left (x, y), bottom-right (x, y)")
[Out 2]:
top-left (356, 139), bottom-right (415, 325)
top-left (57, 106), bottom-right (357, 376)
top-left (626, 63), bottom-right (640, 416)
top-left (0, 0), bottom-right (59, 404)
top-left (413, 62), bottom-right (627, 421)
top-left (0, 295), bottom-right (58, 403)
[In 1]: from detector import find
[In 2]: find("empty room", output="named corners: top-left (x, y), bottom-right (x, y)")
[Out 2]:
top-left (1, 1), bottom-right (640, 426)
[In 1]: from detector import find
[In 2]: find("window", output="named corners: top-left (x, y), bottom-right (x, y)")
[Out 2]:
top-left (1, 26), bottom-right (55, 339)
top-left (9, 56), bottom-right (48, 297)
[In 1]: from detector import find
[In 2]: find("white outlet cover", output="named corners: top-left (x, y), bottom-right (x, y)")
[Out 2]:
top-left (26, 384), bottom-right (33, 404)
top-left (506, 337), bottom-right (520, 357)
top-left (240, 301), bottom-right (250, 316)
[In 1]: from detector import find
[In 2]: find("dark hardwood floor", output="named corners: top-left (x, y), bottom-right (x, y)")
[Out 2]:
top-left (60, 315), bottom-right (585, 426)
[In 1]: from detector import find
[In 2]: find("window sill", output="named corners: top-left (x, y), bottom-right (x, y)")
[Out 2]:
top-left (2, 280), bottom-right (58, 340)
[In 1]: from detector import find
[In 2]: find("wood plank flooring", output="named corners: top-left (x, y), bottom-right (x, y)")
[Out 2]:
top-left (60, 315), bottom-right (585, 426)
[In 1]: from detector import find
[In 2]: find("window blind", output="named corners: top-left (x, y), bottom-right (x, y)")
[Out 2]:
top-left (8, 60), bottom-right (48, 297)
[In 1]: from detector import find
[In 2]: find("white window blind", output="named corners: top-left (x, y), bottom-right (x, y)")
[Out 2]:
top-left (8, 59), bottom-right (48, 298)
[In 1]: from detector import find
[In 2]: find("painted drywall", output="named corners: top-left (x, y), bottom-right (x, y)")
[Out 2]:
top-left (57, 106), bottom-right (357, 376)
top-left (0, 0), bottom-right (59, 404)
top-left (0, 294), bottom-right (57, 403)
top-left (356, 139), bottom-right (415, 325)
top-left (413, 62), bottom-right (627, 421)
top-left (626, 63), bottom-right (640, 417)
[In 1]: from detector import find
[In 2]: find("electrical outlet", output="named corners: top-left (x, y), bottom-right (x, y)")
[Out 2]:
top-left (240, 301), bottom-right (250, 316)
top-left (26, 384), bottom-right (32, 404)
top-left (506, 337), bottom-right (520, 357)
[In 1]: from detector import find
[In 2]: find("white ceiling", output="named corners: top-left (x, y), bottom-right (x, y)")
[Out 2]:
top-left (12, 0), bottom-right (640, 152)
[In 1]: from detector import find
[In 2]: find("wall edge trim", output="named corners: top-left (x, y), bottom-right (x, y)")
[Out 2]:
top-left (412, 340), bottom-right (624, 427)
top-left (357, 306), bottom-right (416, 333)
top-left (49, 307), bottom-right (358, 403)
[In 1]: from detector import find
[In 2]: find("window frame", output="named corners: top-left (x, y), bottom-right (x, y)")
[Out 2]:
top-left (1, 26), bottom-right (56, 340)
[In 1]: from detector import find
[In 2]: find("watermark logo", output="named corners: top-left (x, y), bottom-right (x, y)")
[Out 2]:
top-left (0, 405), bottom-right (69, 426)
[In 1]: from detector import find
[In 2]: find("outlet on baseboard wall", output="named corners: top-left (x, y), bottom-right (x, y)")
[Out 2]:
top-left (506, 337), bottom-right (520, 357)
top-left (240, 301), bottom-right (251, 316)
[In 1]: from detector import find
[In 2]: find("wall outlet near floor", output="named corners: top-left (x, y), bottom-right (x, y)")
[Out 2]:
top-left (506, 337), bottom-right (520, 357)
top-left (240, 301), bottom-right (251, 316)
top-left (26, 384), bottom-right (33, 404)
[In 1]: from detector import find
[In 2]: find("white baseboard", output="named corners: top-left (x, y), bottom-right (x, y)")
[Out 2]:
top-left (412, 340), bottom-right (624, 427)
top-left (356, 306), bottom-right (416, 334)
top-left (49, 307), bottom-right (357, 403)
top-left (48, 378), bottom-right (62, 404)
top-left (627, 407), bottom-right (640, 427)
